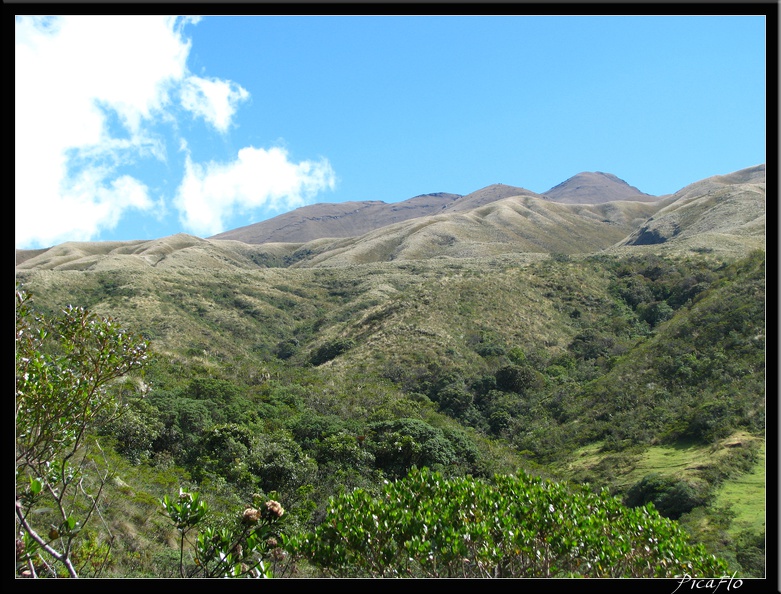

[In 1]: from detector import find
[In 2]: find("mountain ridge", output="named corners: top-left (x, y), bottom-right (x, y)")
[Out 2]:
top-left (210, 193), bottom-right (462, 245)
top-left (16, 165), bottom-right (765, 271)
top-left (620, 164), bottom-right (766, 247)
top-left (542, 171), bottom-right (658, 204)
top-left (210, 172), bottom-right (660, 245)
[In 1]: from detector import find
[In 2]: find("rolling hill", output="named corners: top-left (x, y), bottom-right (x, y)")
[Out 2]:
top-left (209, 192), bottom-right (462, 244)
top-left (620, 163), bottom-right (766, 249)
top-left (15, 165), bottom-right (765, 272)
top-left (210, 172), bottom-right (661, 246)
top-left (14, 164), bottom-right (767, 578)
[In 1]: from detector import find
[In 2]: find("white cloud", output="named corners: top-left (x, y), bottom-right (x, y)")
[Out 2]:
top-left (175, 146), bottom-right (336, 237)
top-left (14, 15), bottom-right (250, 249)
top-left (181, 76), bottom-right (250, 133)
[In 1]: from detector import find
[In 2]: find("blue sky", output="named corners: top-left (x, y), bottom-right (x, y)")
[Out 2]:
top-left (15, 15), bottom-right (767, 249)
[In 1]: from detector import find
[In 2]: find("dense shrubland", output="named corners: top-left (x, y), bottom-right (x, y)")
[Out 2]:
top-left (289, 467), bottom-right (729, 578)
top-left (15, 249), bottom-right (765, 578)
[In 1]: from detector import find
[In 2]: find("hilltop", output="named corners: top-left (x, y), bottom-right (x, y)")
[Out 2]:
top-left (210, 171), bottom-right (662, 246)
top-left (16, 165), bottom-right (765, 271)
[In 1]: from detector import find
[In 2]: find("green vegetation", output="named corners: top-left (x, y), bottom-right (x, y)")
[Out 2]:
top-left (161, 489), bottom-right (288, 578)
top-left (712, 442), bottom-right (766, 537)
top-left (15, 287), bottom-right (149, 577)
top-left (15, 246), bottom-right (766, 578)
top-left (290, 467), bottom-right (729, 577)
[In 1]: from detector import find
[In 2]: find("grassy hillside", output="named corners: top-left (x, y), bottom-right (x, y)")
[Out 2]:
top-left (15, 242), bottom-right (766, 577)
top-left (14, 165), bottom-right (766, 577)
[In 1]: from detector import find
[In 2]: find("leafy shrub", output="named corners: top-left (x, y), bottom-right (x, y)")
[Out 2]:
top-left (494, 364), bottom-right (539, 395)
top-left (100, 397), bottom-right (164, 464)
top-left (289, 467), bottom-right (730, 578)
top-left (475, 342), bottom-right (506, 358)
top-left (435, 382), bottom-right (474, 417)
top-left (507, 346), bottom-right (527, 365)
top-left (365, 418), bottom-right (471, 479)
top-left (314, 433), bottom-right (375, 469)
top-left (15, 287), bottom-right (149, 578)
top-left (683, 401), bottom-right (737, 442)
top-left (247, 431), bottom-right (317, 499)
top-left (287, 412), bottom-right (347, 450)
top-left (734, 529), bottom-right (765, 578)
top-left (624, 473), bottom-right (708, 520)
top-left (637, 300), bottom-right (675, 327)
top-left (614, 275), bottom-right (654, 309)
top-left (274, 338), bottom-right (299, 360)
top-left (161, 490), bottom-right (289, 578)
top-left (193, 424), bottom-right (254, 486)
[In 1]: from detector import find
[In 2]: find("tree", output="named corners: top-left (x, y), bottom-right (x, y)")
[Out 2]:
top-left (625, 473), bottom-right (708, 520)
top-left (15, 287), bottom-right (149, 578)
top-left (365, 418), bottom-right (474, 479)
top-left (289, 467), bottom-right (731, 578)
top-left (495, 363), bottom-right (539, 394)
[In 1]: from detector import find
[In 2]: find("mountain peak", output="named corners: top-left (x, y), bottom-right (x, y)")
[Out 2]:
top-left (543, 172), bottom-right (657, 204)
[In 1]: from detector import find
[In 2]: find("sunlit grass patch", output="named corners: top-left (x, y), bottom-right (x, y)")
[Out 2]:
top-left (712, 441), bottom-right (766, 536)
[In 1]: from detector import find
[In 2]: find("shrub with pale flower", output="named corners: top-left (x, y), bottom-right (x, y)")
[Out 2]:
top-left (264, 500), bottom-right (285, 518)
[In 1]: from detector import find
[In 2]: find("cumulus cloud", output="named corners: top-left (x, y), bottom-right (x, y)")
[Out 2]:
top-left (180, 76), bottom-right (250, 133)
top-left (15, 16), bottom-right (192, 248)
top-left (175, 146), bottom-right (336, 237)
top-left (15, 15), bottom-right (283, 249)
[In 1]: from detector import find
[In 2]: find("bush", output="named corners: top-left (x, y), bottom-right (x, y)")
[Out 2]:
top-left (274, 338), bottom-right (299, 360)
top-left (624, 473), bottom-right (707, 520)
top-left (101, 397), bottom-right (164, 464)
top-left (683, 401), bottom-right (736, 442)
top-left (365, 418), bottom-right (470, 479)
top-left (436, 383), bottom-right (474, 417)
top-left (15, 287), bottom-right (149, 578)
top-left (495, 364), bottom-right (538, 395)
top-left (637, 300), bottom-right (675, 327)
top-left (289, 467), bottom-right (730, 578)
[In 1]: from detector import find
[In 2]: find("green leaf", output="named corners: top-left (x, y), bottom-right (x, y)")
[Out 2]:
top-left (29, 477), bottom-right (42, 494)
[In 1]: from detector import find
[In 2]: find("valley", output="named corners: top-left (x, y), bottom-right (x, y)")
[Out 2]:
top-left (15, 164), bottom-right (766, 578)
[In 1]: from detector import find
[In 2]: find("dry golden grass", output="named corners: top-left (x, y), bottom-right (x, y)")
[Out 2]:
top-left (17, 165), bottom-right (764, 272)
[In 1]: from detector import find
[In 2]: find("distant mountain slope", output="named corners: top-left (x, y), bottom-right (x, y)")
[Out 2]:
top-left (210, 193), bottom-right (461, 244)
top-left (292, 196), bottom-right (662, 267)
top-left (15, 195), bottom-right (658, 271)
top-left (442, 184), bottom-right (539, 213)
top-left (15, 165), bottom-right (765, 272)
top-left (619, 164), bottom-right (765, 249)
top-left (210, 175), bottom-right (657, 246)
top-left (14, 233), bottom-right (271, 273)
top-left (542, 172), bottom-right (658, 204)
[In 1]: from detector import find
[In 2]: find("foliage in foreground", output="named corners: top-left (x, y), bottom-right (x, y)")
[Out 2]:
top-left (161, 489), bottom-right (290, 578)
top-left (289, 467), bottom-right (730, 578)
top-left (15, 287), bottom-right (149, 577)
top-left (15, 250), bottom-right (764, 577)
